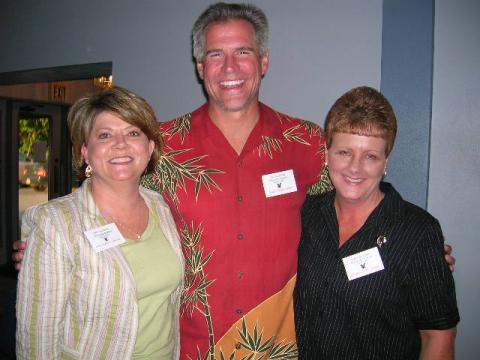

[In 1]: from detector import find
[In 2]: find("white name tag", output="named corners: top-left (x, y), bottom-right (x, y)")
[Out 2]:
top-left (262, 169), bottom-right (297, 198)
top-left (84, 223), bottom-right (126, 253)
top-left (342, 247), bottom-right (384, 281)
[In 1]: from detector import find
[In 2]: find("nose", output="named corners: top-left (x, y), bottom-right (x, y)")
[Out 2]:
top-left (223, 53), bottom-right (239, 72)
top-left (112, 133), bottom-right (127, 147)
top-left (349, 155), bottom-right (361, 173)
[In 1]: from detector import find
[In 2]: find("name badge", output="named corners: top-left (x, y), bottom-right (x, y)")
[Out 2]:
top-left (342, 247), bottom-right (384, 281)
top-left (84, 223), bottom-right (126, 253)
top-left (262, 169), bottom-right (297, 198)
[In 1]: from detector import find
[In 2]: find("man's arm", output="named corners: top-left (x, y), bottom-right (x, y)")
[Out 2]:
top-left (420, 328), bottom-right (456, 360)
top-left (13, 237), bottom-right (457, 270)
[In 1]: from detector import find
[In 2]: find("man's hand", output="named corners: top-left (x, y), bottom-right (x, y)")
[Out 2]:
top-left (12, 240), bottom-right (26, 271)
top-left (444, 244), bottom-right (455, 272)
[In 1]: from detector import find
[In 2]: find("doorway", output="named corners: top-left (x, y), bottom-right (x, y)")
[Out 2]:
top-left (0, 63), bottom-right (112, 359)
top-left (0, 61), bottom-right (112, 267)
top-left (0, 99), bottom-right (71, 266)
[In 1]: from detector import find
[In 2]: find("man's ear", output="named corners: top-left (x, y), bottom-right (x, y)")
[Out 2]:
top-left (260, 50), bottom-right (270, 77)
top-left (196, 62), bottom-right (204, 80)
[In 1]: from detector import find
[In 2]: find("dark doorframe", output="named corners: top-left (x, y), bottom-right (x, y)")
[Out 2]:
top-left (0, 99), bottom-right (70, 266)
top-left (0, 62), bottom-right (112, 85)
top-left (0, 99), bottom-right (14, 268)
top-left (0, 62), bottom-right (112, 267)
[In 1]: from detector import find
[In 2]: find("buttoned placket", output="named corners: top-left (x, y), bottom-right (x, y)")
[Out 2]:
top-left (234, 155), bottom-right (245, 318)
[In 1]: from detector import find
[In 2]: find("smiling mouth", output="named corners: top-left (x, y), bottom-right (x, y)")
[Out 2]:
top-left (220, 79), bottom-right (244, 88)
top-left (345, 176), bottom-right (363, 183)
top-left (109, 156), bottom-right (133, 164)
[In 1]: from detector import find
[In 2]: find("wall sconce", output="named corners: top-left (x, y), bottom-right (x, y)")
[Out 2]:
top-left (93, 75), bottom-right (113, 88)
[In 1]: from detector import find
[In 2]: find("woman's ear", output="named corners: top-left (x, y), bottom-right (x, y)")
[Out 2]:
top-left (81, 144), bottom-right (88, 165)
top-left (148, 140), bottom-right (155, 157)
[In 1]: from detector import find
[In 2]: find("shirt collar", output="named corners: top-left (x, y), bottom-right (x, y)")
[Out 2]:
top-left (320, 182), bottom-right (406, 228)
top-left (195, 102), bottom-right (284, 143)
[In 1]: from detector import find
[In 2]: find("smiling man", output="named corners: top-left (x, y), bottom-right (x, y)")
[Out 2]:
top-left (141, 3), bottom-right (328, 358)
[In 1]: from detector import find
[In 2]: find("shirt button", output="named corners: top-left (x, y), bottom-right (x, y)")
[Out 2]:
top-left (237, 159), bottom-right (243, 167)
top-left (236, 271), bottom-right (244, 279)
top-left (237, 195), bottom-right (243, 202)
top-left (237, 233), bottom-right (244, 240)
top-left (235, 308), bottom-right (243, 315)
top-left (323, 281), bottom-right (329, 288)
top-left (235, 342), bottom-right (242, 349)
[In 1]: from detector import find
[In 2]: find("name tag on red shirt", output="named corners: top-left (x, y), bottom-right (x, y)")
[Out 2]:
top-left (262, 169), bottom-right (298, 198)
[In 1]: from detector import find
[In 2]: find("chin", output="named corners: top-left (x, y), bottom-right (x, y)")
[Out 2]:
top-left (109, 173), bottom-right (141, 183)
top-left (338, 195), bottom-right (364, 204)
top-left (219, 101), bottom-right (248, 112)
top-left (336, 188), bottom-right (365, 201)
top-left (218, 96), bottom-right (256, 112)
top-left (338, 188), bottom-right (379, 205)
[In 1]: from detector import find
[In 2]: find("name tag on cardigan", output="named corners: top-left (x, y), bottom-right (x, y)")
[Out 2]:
top-left (84, 223), bottom-right (126, 253)
top-left (262, 169), bottom-right (297, 198)
top-left (342, 247), bottom-right (384, 281)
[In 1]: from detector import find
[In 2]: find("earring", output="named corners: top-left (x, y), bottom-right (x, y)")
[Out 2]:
top-left (319, 161), bottom-right (334, 193)
top-left (383, 167), bottom-right (387, 178)
top-left (85, 165), bottom-right (93, 178)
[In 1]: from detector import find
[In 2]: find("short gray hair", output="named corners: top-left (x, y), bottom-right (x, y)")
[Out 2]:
top-left (192, 2), bottom-right (269, 62)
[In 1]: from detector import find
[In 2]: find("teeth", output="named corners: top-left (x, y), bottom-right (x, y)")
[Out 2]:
top-left (110, 157), bottom-right (132, 164)
top-left (220, 80), bottom-right (244, 87)
top-left (346, 176), bottom-right (362, 183)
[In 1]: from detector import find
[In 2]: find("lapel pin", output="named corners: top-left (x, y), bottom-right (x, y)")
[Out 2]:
top-left (376, 235), bottom-right (387, 248)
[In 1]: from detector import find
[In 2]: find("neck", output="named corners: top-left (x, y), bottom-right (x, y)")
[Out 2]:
top-left (90, 177), bottom-right (143, 211)
top-left (335, 189), bottom-right (385, 247)
top-left (89, 177), bottom-right (148, 241)
top-left (208, 101), bottom-right (260, 155)
top-left (335, 190), bottom-right (384, 222)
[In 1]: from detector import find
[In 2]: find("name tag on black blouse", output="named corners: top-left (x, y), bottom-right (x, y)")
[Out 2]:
top-left (342, 247), bottom-right (385, 281)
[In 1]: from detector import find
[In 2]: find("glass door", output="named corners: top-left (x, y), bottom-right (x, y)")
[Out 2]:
top-left (0, 99), bottom-right (71, 266)
top-left (18, 115), bottom-right (50, 215)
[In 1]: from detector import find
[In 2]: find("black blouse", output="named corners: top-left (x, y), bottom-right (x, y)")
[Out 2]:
top-left (294, 182), bottom-right (459, 360)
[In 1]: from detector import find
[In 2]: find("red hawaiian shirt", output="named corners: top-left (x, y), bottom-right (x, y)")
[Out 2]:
top-left (143, 102), bottom-right (329, 359)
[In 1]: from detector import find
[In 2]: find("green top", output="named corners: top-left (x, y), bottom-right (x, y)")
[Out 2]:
top-left (121, 207), bottom-right (183, 359)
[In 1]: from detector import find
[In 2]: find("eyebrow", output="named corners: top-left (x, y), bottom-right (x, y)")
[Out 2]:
top-left (237, 46), bottom-right (255, 52)
top-left (205, 46), bottom-right (256, 55)
top-left (205, 48), bottom-right (223, 56)
top-left (94, 125), bottom-right (139, 131)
